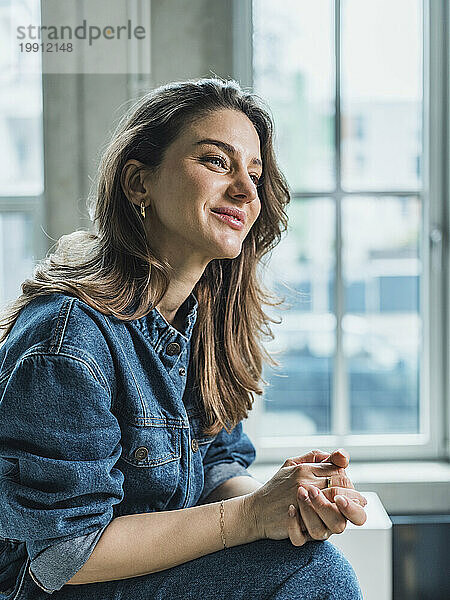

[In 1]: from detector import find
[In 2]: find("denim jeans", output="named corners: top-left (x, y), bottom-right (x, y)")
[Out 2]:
top-left (3, 539), bottom-right (363, 600)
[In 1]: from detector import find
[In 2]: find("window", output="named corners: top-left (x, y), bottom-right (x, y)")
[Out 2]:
top-left (235, 0), bottom-right (447, 461)
top-left (0, 0), bottom-right (44, 309)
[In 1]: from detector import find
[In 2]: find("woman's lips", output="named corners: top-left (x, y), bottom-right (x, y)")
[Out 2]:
top-left (210, 210), bottom-right (244, 230)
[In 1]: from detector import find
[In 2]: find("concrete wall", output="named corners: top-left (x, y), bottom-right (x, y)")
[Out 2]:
top-left (42, 74), bottom-right (130, 241)
top-left (151, 0), bottom-right (233, 86)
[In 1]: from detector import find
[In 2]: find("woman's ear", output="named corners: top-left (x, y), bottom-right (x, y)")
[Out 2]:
top-left (120, 160), bottom-right (150, 207)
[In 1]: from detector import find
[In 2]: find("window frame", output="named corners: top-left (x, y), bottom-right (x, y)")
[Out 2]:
top-left (234, 0), bottom-right (449, 462)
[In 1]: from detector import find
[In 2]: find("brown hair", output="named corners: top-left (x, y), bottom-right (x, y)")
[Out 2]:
top-left (0, 77), bottom-right (291, 436)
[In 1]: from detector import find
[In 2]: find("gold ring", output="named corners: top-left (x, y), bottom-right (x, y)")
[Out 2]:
top-left (326, 476), bottom-right (332, 488)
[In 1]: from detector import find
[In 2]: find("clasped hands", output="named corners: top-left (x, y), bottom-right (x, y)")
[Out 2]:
top-left (283, 448), bottom-right (367, 547)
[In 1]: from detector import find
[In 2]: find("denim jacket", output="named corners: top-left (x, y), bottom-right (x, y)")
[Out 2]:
top-left (0, 292), bottom-right (256, 595)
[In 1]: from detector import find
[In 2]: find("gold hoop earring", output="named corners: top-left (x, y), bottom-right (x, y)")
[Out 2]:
top-left (140, 201), bottom-right (146, 219)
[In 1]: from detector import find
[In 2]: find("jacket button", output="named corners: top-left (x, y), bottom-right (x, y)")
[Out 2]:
top-left (179, 367), bottom-right (186, 376)
top-left (134, 446), bottom-right (149, 461)
top-left (191, 438), bottom-right (199, 452)
top-left (166, 342), bottom-right (181, 356)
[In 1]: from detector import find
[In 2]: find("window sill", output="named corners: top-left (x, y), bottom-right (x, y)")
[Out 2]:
top-left (247, 461), bottom-right (450, 514)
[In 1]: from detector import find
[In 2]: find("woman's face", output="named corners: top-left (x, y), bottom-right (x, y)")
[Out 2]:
top-left (140, 108), bottom-right (263, 265)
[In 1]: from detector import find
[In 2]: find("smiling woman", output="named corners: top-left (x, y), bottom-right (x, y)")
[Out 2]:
top-left (0, 78), bottom-right (290, 441)
top-left (0, 78), bottom-right (364, 599)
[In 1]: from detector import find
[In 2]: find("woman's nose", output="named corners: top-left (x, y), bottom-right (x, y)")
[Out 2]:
top-left (229, 171), bottom-right (258, 202)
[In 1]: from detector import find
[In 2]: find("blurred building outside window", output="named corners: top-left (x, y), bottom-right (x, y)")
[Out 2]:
top-left (251, 0), bottom-right (433, 457)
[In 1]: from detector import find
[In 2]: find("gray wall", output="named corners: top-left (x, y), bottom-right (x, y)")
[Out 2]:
top-left (151, 0), bottom-right (233, 86)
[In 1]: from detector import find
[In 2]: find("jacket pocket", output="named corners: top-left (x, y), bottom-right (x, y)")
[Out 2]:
top-left (116, 420), bottom-right (185, 512)
top-left (119, 421), bottom-right (181, 467)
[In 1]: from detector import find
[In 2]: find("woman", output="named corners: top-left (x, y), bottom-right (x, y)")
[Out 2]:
top-left (0, 78), bottom-right (366, 599)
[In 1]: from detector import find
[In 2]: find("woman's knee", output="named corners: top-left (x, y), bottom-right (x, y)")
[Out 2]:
top-left (306, 540), bottom-right (362, 599)
top-left (248, 538), bottom-right (362, 600)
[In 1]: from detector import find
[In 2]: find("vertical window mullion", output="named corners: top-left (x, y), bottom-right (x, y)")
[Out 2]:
top-left (445, 0), bottom-right (450, 461)
top-left (425, 0), bottom-right (447, 456)
top-left (334, 0), bottom-right (349, 438)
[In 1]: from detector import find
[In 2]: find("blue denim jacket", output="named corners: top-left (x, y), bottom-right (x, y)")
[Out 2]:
top-left (0, 292), bottom-right (256, 595)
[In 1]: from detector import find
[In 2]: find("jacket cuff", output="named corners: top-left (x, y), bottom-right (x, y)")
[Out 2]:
top-left (28, 525), bottom-right (109, 593)
top-left (200, 461), bottom-right (254, 504)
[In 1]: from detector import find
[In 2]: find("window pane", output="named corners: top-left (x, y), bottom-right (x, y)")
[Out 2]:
top-left (262, 199), bottom-right (335, 435)
top-left (253, 0), bottom-right (335, 192)
top-left (0, 212), bottom-right (34, 307)
top-left (0, 0), bottom-right (43, 195)
top-left (342, 196), bottom-right (421, 433)
top-left (341, 0), bottom-right (423, 191)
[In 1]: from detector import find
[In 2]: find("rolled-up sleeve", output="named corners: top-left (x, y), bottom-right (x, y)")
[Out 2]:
top-left (0, 353), bottom-right (124, 594)
top-left (199, 421), bottom-right (256, 503)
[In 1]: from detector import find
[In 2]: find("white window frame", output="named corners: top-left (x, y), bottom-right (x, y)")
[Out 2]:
top-left (234, 0), bottom-right (450, 462)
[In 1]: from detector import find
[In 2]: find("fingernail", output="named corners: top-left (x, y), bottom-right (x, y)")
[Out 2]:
top-left (335, 495), bottom-right (348, 507)
top-left (298, 486), bottom-right (308, 500)
top-left (308, 487), bottom-right (319, 499)
top-left (288, 504), bottom-right (296, 518)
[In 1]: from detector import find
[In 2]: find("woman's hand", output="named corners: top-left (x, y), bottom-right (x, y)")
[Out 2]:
top-left (287, 484), bottom-right (367, 546)
top-left (283, 448), bottom-right (367, 546)
top-left (244, 449), bottom-right (366, 543)
top-left (283, 448), bottom-right (366, 506)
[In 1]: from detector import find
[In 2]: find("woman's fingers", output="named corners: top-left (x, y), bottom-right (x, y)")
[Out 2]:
top-left (316, 473), bottom-right (356, 491)
top-left (283, 448), bottom-right (351, 470)
top-left (322, 486), bottom-right (367, 506)
top-left (297, 486), bottom-right (335, 540)
top-left (283, 450), bottom-right (331, 466)
top-left (323, 449), bottom-right (350, 468)
top-left (334, 495), bottom-right (368, 526)
top-left (299, 483), bottom-right (370, 537)
top-left (287, 504), bottom-right (309, 546)
top-left (311, 463), bottom-right (348, 478)
top-left (317, 481), bottom-right (367, 506)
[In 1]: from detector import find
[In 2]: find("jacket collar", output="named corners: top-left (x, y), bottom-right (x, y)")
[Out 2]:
top-left (136, 290), bottom-right (199, 345)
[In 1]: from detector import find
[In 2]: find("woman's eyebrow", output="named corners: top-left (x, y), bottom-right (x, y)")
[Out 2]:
top-left (194, 138), bottom-right (262, 168)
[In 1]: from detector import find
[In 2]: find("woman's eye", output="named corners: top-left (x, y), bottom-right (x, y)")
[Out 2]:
top-left (202, 156), bottom-right (261, 186)
top-left (203, 156), bottom-right (227, 168)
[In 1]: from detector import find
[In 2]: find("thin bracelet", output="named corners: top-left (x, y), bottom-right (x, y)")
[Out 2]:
top-left (220, 499), bottom-right (227, 549)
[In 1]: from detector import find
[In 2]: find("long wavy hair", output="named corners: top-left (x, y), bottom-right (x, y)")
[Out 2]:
top-left (0, 77), bottom-right (291, 436)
